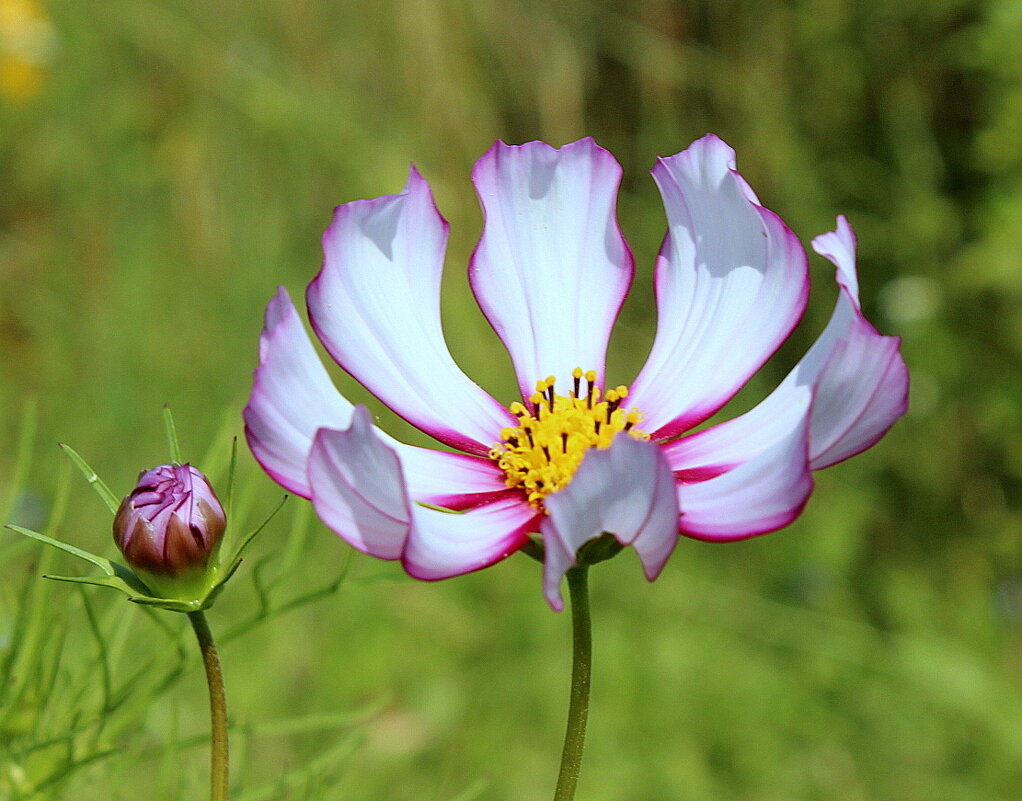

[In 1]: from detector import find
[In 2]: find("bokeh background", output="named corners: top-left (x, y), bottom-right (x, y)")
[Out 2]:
top-left (2, 0), bottom-right (1021, 798)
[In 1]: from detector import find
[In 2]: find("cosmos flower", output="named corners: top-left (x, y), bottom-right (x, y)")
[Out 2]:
top-left (244, 135), bottom-right (908, 609)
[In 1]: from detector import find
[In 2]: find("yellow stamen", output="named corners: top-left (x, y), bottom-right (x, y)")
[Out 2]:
top-left (490, 368), bottom-right (648, 508)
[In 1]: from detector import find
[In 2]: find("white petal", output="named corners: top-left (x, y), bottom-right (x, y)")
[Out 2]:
top-left (540, 436), bottom-right (679, 610)
top-left (308, 406), bottom-right (410, 560)
top-left (628, 135), bottom-right (809, 440)
top-left (662, 216), bottom-right (907, 476)
top-left (813, 216), bottom-right (859, 298)
top-left (403, 496), bottom-right (539, 580)
top-left (308, 168), bottom-right (515, 455)
top-left (245, 289), bottom-right (511, 503)
top-left (398, 447), bottom-right (515, 510)
top-left (807, 217), bottom-right (909, 468)
top-left (808, 329), bottom-right (907, 468)
top-left (470, 138), bottom-right (634, 398)
top-left (676, 388), bottom-right (814, 541)
top-left (309, 407), bottom-right (537, 574)
top-left (244, 287), bottom-right (354, 497)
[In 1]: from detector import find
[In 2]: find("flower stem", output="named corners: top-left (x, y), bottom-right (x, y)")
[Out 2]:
top-left (553, 565), bottom-right (592, 801)
top-left (188, 611), bottom-right (229, 801)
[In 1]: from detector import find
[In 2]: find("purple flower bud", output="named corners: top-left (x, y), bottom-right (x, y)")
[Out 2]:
top-left (113, 464), bottom-right (226, 582)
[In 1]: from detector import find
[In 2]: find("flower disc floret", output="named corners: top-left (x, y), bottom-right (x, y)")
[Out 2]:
top-left (489, 368), bottom-right (647, 507)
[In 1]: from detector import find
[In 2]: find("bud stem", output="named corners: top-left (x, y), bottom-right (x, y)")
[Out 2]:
top-left (552, 565), bottom-right (592, 801)
top-left (188, 611), bottom-right (229, 801)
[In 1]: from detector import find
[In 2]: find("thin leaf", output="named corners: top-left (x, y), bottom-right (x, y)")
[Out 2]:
top-left (13, 714), bottom-right (103, 759)
top-left (269, 550), bottom-right (350, 619)
top-left (6, 525), bottom-right (116, 576)
top-left (28, 746), bottom-right (121, 796)
top-left (0, 463), bottom-right (68, 723)
top-left (233, 700), bottom-right (388, 737)
top-left (197, 404), bottom-right (242, 478)
top-left (58, 443), bottom-right (119, 513)
top-left (277, 496), bottom-right (312, 576)
top-left (226, 436), bottom-right (238, 522)
top-left (100, 592), bottom-right (139, 680)
top-left (126, 595), bottom-right (202, 612)
top-left (231, 494), bottom-right (288, 561)
top-left (1, 397), bottom-right (36, 524)
top-left (203, 555), bottom-right (245, 600)
top-left (220, 554), bottom-right (350, 644)
top-left (0, 543), bottom-right (56, 725)
top-left (162, 405), bottom-right (183, 463)
top-left (145, 699), bottom-right (388, 756)
top-left (105, 617), bottom-right (188, 721)
top-left (43, 574), bottom-right (131, 591)
top-left (79, 589), bottom-right (112, 745)
top-left (232, 730), bottom-right (363, 801)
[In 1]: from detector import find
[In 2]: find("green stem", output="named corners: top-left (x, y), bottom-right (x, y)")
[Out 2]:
top-left (553, 565), bottom-right (592, 801)
top-left (188, 611), bottom-right (229, 801)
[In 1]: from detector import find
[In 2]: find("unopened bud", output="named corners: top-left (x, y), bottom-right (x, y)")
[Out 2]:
top-left (113, 464), bottom-right (226, 596)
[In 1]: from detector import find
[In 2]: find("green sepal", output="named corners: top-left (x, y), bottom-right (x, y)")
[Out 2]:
top-left (123, 595), bottom-right (206, 612)
top-left (517, 531), bottom-right (624, 567)
top-left (520, 535), bottom-right (545, 563)
top-left (576, 532), bottom-right (624, 566)
top-left (111, 562), bottom-right (153, 594)
top-left (43, 574), bottom-right (134, 591)
top-left (40, 573), bottom-right (202, 611)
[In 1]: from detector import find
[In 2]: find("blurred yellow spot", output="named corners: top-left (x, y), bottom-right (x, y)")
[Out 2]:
top-left (0, 0), bottom-right (55, 101)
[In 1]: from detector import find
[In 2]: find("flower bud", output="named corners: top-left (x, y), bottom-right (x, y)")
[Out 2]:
top-left (113, 464), bottom-right (226, 597)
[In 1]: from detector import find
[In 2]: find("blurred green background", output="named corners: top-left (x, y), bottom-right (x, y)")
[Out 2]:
top-left (2, 0), bottom-right (1021, 798)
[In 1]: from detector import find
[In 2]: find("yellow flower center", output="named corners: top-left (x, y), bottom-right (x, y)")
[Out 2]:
top-left (489, 368), bottom-right (648, 508)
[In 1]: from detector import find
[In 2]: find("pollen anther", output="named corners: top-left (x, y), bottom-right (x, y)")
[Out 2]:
top-left (490, 369), bottom-right (647, 508)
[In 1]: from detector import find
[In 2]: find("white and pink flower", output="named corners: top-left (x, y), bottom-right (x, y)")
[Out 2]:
top-left (244, 135), bottom-right (908, 609)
